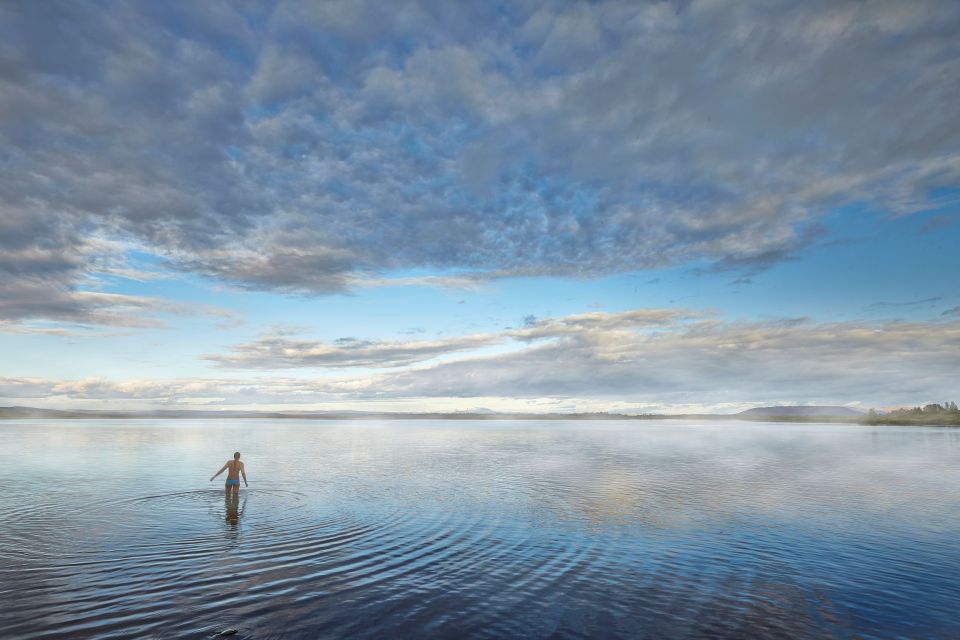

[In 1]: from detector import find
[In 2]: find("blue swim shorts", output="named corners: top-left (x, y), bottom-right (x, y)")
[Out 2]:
top-left (226, 479), bottom-right (240, 486)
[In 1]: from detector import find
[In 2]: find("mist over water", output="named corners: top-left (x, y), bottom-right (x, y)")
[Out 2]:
top-left (1, 419), bottom-right (958, 639)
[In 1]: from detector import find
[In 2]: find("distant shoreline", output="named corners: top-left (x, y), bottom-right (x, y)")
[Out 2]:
top-left (1, 406), bottom-right (958, 426)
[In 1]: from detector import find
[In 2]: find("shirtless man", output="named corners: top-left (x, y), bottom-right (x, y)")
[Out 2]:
top-left (210, 451), bottom-right (248, 496)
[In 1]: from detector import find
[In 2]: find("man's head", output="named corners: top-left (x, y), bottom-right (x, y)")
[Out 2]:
top-left (233, 451), bottom-right (241, 459)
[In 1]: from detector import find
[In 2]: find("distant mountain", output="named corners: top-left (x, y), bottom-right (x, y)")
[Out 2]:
top-left (738, 405), bottom-right (864, 417)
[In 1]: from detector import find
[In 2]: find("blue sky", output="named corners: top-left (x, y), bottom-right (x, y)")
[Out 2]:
top-left (1, 1), bottom-right (958, 412)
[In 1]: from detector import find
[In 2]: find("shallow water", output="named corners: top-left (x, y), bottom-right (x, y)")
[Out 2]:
top-left (0, 419), bottom-right (958, 639)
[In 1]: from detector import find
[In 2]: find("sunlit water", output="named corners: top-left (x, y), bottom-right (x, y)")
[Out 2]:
top-left (1, 420), bottom-right (958, 639)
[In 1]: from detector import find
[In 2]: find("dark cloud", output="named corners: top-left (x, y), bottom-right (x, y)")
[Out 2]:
top-left (0, 208), bottom-right (236, 330)
top-left (2, 1), bottom-right (960, 323)
top-left (0, 215), bottom-right (188, 328)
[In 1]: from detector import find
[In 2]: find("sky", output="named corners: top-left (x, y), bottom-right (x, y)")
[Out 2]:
top-left (1, 0), bottom-right (959, 414)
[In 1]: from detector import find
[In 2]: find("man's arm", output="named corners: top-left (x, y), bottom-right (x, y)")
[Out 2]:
top-left (240, 462), bottom-right (248, 486)
top-left (210, 461), bottom-right (229, 482)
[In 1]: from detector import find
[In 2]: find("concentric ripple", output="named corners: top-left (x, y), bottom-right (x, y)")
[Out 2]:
top-left (1, 419), bottom-right (959, 639)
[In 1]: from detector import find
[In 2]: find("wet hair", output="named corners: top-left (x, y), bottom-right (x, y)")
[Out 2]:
top-left (233, 451), bottom-right (241, 459)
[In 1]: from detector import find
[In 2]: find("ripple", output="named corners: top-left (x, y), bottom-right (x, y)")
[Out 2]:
top-left (3, 485), bottom-right (522, 639)
top-left (2, 421), bottom-right (960, 639)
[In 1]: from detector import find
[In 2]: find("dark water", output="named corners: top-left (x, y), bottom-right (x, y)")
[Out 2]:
top-left (1, 420), bottom-right (958, 640)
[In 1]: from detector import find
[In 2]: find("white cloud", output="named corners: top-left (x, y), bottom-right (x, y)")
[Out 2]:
top-left (368, 315), bottom-right (960, 408)
top-left (206, 330), bottom-right (503, 369)
top-left (4, 309), bottom-right (958, 411)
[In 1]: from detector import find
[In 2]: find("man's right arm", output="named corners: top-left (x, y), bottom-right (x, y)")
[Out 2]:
top-left (210, 462), bottom-right (228, 481)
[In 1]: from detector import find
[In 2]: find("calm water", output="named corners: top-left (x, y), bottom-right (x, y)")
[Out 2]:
top-left (1, 420), bottom-right (958, 640)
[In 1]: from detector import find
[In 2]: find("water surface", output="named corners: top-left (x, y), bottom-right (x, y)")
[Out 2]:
top-left (1, 419), bottom-right (958, 639)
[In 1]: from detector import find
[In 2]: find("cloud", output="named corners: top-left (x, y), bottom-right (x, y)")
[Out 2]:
top-left (507, 308), bottom-right (703, 340)
top-left (351, 272), bottom-right (492, 291)
top-left (866, 296), bottom-right (943, 311)
top-left (0, 241), bottom-right (238, 332)
top-left (205, 308), bottom-right (702, 369)
top-left (2, 0), bottom-right (960, 323)
top-left (367, 315), bottom-right (960, 407)
top-left (5, 309), bottom-right (957, 411)
top-left (206, 330), bottom-right (503, 369)
top-left (0, 272), bottom-right (239, 331)
top-left (0, 323), bottom-right (120, 337)
top-left (0, 206), bottom-right (237, 330)
top-left (0, 375), bottom-right (372, 407)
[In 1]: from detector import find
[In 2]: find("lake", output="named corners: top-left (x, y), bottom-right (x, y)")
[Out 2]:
top-left (1, 419), bottom-right (958, 639)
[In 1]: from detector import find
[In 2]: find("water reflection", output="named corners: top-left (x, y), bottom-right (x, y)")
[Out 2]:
top-left (0, 420), bottom-right (958, 639)
top-left (225, 493), bottom-right (245, 528)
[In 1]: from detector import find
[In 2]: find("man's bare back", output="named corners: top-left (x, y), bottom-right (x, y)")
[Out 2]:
top-left (210, 451), bottom-right (248, 495)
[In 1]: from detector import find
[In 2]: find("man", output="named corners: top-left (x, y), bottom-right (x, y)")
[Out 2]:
top-left (211, 451), bottom-right (248, 496)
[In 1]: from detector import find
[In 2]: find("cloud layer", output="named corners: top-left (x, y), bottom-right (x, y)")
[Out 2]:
top-left (205, 309), bottom-right (699, 369)
top-left (5, 309), bottom-right (958, 411)
top-left (2, 1), bottom-right (960, 326)
top-left (207, 331), bottom-right (502, 369)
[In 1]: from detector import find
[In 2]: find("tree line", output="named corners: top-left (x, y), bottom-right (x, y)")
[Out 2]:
top-left (865, 402), bottom-right (960, 425)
